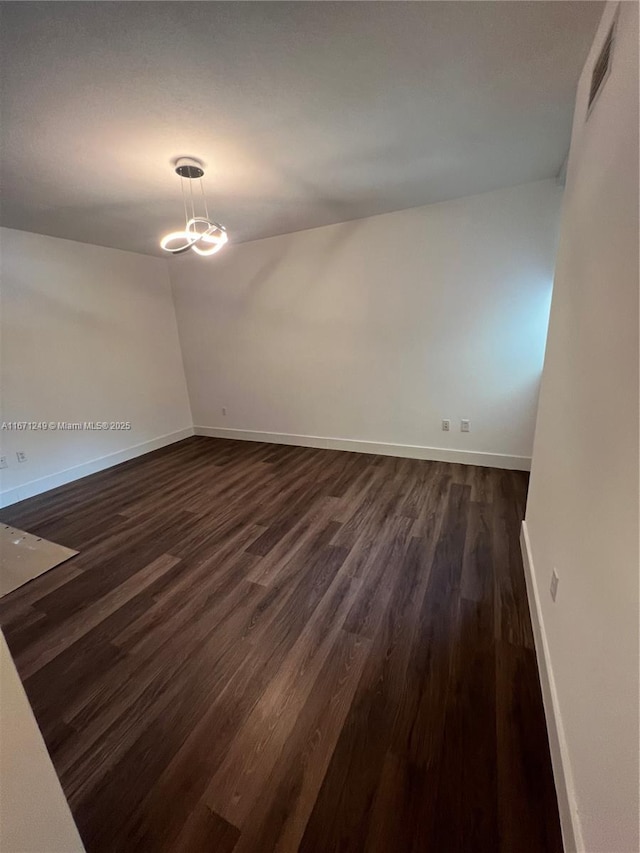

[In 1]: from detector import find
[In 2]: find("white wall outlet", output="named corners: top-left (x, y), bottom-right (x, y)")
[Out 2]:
top-left (0, 456), bottom-right (7, 469)
top-left (461, 419), bottom-right (470, 432)
top-left (222, 407), bottom-right (227, 416)
top-left (16, 451), bottom-right (27, 463)
top-left (441, 419), bottom-right (450, 432)
top-left (550, 569), bottom-right (559, 602)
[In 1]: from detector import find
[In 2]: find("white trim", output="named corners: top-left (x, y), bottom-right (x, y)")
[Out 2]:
top-left (0, 428), bottom-right (194, 508)
top-left (520, 521), bottom-right (582, 853)
top-left (194, 426), bottom-right (530, 470)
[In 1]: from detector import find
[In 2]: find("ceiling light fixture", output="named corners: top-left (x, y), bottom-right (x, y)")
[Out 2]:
top-left (160, 157), bottom-right (228, 257)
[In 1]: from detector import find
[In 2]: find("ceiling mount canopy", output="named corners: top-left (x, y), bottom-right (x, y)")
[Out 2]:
top-left (160, 157), bottom-right (228, 257)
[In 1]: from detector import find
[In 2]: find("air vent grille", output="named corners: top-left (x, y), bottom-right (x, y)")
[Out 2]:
top-left (588, 21), bottom-right (615, 113)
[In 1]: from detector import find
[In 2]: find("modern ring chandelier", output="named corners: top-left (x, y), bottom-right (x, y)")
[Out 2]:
top-left (160, 157), bottom-right (228, 257)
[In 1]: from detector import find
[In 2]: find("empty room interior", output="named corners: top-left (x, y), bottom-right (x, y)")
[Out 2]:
top-left (0, 2), bottom-right (638, 852)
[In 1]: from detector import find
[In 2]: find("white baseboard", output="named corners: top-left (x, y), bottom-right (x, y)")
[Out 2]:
top-left (0, 427), bottom-right (194, 509)
top-left (520, 521), bottom-right (581, 853)
top-left (194, 426), bottom-right (531, 471)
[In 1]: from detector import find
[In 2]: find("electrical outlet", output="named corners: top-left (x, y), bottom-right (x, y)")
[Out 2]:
top-left (550, 569), bottom-right (559, 602)
top-left (0, 456), bottom-right (7, 469)
top-left (222, 407), bottom-right (227, 416)
top-left (441, 419), bottom-right (450, 432)
top-left (461, 419), bottom-right (470, 433)
top-left (16, 451), bottom-right (27, 463)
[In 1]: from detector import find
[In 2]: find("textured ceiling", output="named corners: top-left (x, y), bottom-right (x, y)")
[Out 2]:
top-left (0, 1), bottom-right (602, 256)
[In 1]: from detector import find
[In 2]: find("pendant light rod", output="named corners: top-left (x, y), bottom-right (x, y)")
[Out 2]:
top-left (161, 158), bottom-right (228, 257)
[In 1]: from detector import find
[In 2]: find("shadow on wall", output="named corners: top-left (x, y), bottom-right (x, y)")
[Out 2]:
top-left (3, 258), bottom-right (123, 337)
top-left (185, 215), bottom-right (365, 317)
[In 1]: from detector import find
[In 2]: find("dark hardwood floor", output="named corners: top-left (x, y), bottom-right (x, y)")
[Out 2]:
top-left (0, 436), bottom-right (562, 852)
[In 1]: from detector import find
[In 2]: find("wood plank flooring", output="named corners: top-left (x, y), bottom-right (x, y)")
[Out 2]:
top-left (0, 436), bottom-right (563, 852)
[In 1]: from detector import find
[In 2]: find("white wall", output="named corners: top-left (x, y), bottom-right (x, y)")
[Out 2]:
top-left (524, 3), bottom-right (639, 851)
top-left (0, 228), bottom-right (193, 506)
top-left (170, 179), bottom-right (562, 469)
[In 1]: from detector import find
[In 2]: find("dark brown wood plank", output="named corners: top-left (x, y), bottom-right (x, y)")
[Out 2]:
top-left (232, 629), bottom-right (371, 853)
top-left (0, 436), bottom-right (559, 853)
top-left (496, 639), bottom-right (563, 853)
top-left (171, 804), bottom-right (240, 853)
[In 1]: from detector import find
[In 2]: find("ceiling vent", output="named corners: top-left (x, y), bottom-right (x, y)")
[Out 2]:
top-left (587, 16), bottom-right (616, 116)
